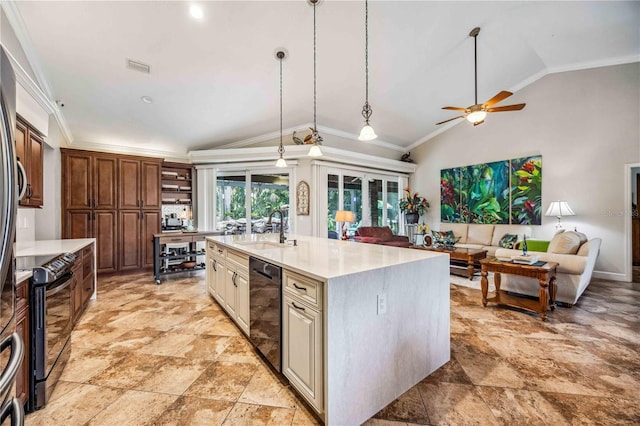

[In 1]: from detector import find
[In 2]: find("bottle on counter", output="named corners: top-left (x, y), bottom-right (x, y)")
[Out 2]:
top-left (522, 235), bottom-right (528, 256)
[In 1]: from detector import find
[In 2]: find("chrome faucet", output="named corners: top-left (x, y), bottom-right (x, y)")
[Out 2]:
top-left (267, 209), bottom-right (286, 244)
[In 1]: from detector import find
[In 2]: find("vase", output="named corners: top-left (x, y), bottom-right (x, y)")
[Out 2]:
top-left (405, 213), bottom-right (419, 224)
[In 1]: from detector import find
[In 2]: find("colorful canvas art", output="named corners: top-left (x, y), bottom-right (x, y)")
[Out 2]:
top-left (440, 168), bottom-right (461, 223)
top-left (440, 156), bottom-right (542, 225)
top-left (460, 161), bottom-right (510, 224)
top-left (510, 156), bottom-right (542, 225)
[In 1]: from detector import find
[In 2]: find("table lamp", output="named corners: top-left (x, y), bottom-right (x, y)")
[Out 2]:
top-left (545, 201), bottom-right (575, 230)
top-left (334, 210), bottom-right (355, 240)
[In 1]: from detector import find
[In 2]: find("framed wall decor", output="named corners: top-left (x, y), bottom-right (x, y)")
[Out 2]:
top-left (296, 180), bottom-right (310, 215)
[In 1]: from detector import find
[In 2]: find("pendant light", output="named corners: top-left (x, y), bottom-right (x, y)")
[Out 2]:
top-left (308, 0), bottom-right (323, 157)
top-left (275, 50), bottom-right (287, 168)
top-left (358, 0), bottom-right (377, 141)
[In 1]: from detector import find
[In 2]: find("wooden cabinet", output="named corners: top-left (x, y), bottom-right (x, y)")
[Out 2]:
top-left (206, 240), bottom-right (226, 304)
top-left (71, 243), bottom-right (96, 325)
top-left (15, 278), bottom-right (30, 407)
top-left (205, 243), bottom-right (249, 336)
top-left (16, 116), bottom-right (44, 207)
top-left (282, 271), bottom-right (324, 412)
top-left (62, 149), bottom-right (162, 274)
top-left (64, 209), bottom-right (117, 274)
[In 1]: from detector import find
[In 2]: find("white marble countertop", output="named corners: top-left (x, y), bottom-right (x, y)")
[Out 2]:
top-left (15, 238), bottom-right (96, 258)
top-left (16, 270), bottom-right (32, 283)
top-left (207, 234), bottom-right (446, 281)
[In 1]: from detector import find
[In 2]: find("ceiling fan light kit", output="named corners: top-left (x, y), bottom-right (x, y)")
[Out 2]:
top-left (437, 27), bottom-right (526, 127)
top-left (358, 0), bottom-right (377, 142)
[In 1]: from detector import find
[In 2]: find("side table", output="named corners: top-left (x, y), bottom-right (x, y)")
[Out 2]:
top-left (480, 258), bottom-right (559, 321)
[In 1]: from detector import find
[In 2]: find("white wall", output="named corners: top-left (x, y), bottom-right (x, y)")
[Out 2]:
top-left (411, 63), bottom-right (640, 280)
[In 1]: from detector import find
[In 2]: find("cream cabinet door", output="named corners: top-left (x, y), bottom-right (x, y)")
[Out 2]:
top-left (235, 271), bottom-right (250, 335)
top-left (225, 268), bottom-right (238, 317)
top-left (206, 257), bottom-right (216, 297)
top-left (214, 257), bottom-right (226, 305)
top-left (282, 293), bottom-right (323, 412)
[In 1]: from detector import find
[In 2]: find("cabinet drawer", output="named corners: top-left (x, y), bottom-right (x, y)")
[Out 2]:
top-left (82, 244), bottom-right (94, 258)
top-left (226, 249), bottom-right (249, 270)
top-left (208, 241), bottom-right (226, 258)
top-left (192, 234), bottom-right (208, 243)
top-left (283, 270), bottom-right (323, 310)
top-left (160, 235), bottom-right (193, 244)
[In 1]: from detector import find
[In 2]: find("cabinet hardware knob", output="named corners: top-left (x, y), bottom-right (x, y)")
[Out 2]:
top-left (211, 259), bottom-right (217, 272)
top-left (292, 283), bottom-right (307, 291)
top-left (292, 301), bottom-right (306, 311)
top-left (232, 271), bottom-right (237, 286)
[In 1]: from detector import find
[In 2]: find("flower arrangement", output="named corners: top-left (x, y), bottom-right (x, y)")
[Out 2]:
top-left (399, 187), bottom-right (430, 215)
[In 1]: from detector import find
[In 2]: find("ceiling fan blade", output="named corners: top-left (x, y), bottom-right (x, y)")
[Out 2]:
top-left (483, 91), bottom-right (513, 107)
top-left (486, 103), bottom-right (526, 112)
top-left (436, 116), bottom-right (465, 125)
top-left (473, 120), bottom-right (485, 127)
top-left (442, 106), bottom-right (466, 111)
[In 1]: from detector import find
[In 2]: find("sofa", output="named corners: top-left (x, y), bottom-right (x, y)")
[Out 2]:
top-left (354, 226), bottom-right (412, 248)
top-left (495, 231), bottom-right (602, 306)
top-left (438, 223), bottom-right (532, 256)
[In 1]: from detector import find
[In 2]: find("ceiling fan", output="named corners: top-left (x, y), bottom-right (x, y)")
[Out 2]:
top-left (437, 27), bottom-right (526, 127)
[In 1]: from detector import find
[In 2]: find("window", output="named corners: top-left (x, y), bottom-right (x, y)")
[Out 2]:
top-left (216, 171), bottom-right (290, 235)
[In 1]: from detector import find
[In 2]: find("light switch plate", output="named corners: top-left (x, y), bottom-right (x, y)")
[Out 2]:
top-left (377, 293), bottom-right (387, 315)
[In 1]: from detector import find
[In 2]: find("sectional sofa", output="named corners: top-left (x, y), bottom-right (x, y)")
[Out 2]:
top-left (438, 223), bottom-right (532, 256)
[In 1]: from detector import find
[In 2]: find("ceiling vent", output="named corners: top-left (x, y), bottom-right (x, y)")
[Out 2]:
top-left (126, 59), bottom-right (151, 74)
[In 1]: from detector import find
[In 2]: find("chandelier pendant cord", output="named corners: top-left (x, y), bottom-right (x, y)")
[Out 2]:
top-left (474, 32), bottom-right (478, 106)
top-left (313, 1), bottom-right (317, 136)
top-left (278, 56), bottom-right (284, 156)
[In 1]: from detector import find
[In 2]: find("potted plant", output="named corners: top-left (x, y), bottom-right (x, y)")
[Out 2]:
top-left (399, 187), bottom-right (429, 224)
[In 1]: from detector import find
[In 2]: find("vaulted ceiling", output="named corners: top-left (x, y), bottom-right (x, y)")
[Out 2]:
top-left (8, 1), bottom-right (640, 158)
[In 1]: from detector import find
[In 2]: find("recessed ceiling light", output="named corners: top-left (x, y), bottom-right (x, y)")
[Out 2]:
top-left (141, 96), bottom-right (153, 104)
top-left (189, 4), bottom-right (204, 20)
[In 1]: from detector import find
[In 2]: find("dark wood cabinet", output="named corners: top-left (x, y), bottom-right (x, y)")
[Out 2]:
top-left (62, 149), bottom-right (162, 274)
top-left (119, 210), bottom-right (142, 271)
top-left (142, 211), bottom-right (161, 268)
top-left (64, 209), bottom-right (117, 274)
top-left (71, 250), bottom-right (84, 324)
top-left (15, 278), bottom-right (30, 407)
top-left (16, 116), bottom-right (44, 208)
top-left (71, 243), bottom-right (96, 325)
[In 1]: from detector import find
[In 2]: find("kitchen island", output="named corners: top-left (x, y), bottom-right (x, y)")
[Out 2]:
top-left (206, 234), bottom-right (450, 425)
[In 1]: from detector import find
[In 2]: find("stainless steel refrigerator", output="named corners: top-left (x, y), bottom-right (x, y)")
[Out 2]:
top-left (0, 45), bottom-right (25, 425)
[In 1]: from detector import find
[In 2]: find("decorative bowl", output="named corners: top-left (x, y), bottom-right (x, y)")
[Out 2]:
top-left (181, 261), bottom-right (197, 269)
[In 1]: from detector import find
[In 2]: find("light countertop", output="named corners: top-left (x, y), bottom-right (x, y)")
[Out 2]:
top-left (207, 234), bottom-right (446, 281)
top-left (16, 270), bottom-right (32, 283)
top-left (15, 238), bottom-right (96, 258)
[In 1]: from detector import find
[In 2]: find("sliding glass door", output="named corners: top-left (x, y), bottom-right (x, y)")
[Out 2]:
top-left (323, 167), bottom-right (405, 239)
top-left (216, 171), bottom-right (290, 235)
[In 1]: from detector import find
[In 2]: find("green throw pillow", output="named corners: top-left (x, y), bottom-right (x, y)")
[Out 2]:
top-left (432, 231), bottom-right (459, 248)
top-left (498, 233), bottom-right (518, 249)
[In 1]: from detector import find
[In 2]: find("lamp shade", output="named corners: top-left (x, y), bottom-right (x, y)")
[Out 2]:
top-left (545, 201), bottom-right (575, 217)
top-left (358, 124), bottom-right (377, 141)
top-left (334, 210), bottom-right (355, 223)
top-left (308, 144), bottom-right (323, 157)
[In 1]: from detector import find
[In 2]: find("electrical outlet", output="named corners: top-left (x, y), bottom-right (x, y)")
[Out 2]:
top-left (377, 293), bottom-right (387, 315)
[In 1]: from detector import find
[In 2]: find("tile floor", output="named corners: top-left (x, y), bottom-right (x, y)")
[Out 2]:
top-left (25, 272), bottom-right (640, 425)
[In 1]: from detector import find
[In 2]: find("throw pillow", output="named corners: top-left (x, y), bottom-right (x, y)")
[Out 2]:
top-left (498, 233), bottom-right (518, 249)
top-left (547, 231), bottom-right (581, 254)
top-left (432, 231), bottom-right (459, 248)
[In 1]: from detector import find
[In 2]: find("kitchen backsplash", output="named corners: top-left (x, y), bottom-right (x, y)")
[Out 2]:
top-left (16, 208), bottom-right (35, 242)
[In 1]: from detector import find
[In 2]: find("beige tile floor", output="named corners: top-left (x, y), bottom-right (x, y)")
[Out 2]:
top-left (25, 272), bottom-right (640, 425)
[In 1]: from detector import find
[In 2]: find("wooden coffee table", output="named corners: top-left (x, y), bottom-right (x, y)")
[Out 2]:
top-left (411, 246), bottom-right (487, 280)
top-left (480, 258), bottom-right (559, 321)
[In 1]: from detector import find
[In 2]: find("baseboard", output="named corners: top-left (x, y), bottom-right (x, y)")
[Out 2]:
top-left (592, 270), bottom-right (629, 282)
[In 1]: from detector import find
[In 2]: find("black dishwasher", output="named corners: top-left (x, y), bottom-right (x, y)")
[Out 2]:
top-left (249, 257), bottom-right (282, 372)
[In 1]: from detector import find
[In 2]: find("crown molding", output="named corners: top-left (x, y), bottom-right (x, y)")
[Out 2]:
top-left (189, 144), bottom-right (417, 173)
top-left (1, 0), bottom-right (74, 145)
top-left (69, 141), bottom-right (189, 161)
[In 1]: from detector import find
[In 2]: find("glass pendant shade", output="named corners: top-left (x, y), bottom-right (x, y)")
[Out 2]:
top-left (308, 144), bottom-right (323, 157)
top-left (466, 110), bottom-right (487, 123)
top-left (358, 124), bottom-right (377, 141)
top-left (275, 157), bottom-right (287, 168)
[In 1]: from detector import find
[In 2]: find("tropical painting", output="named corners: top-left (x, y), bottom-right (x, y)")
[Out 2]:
top-left (510, 156), bottom-right (542, 224)
top-left (440, 168), bottom-right (461, 223)
top-left (460, 161), bottom-right (510, 224)
top-left (440, 156), bottom-right (542, 225)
